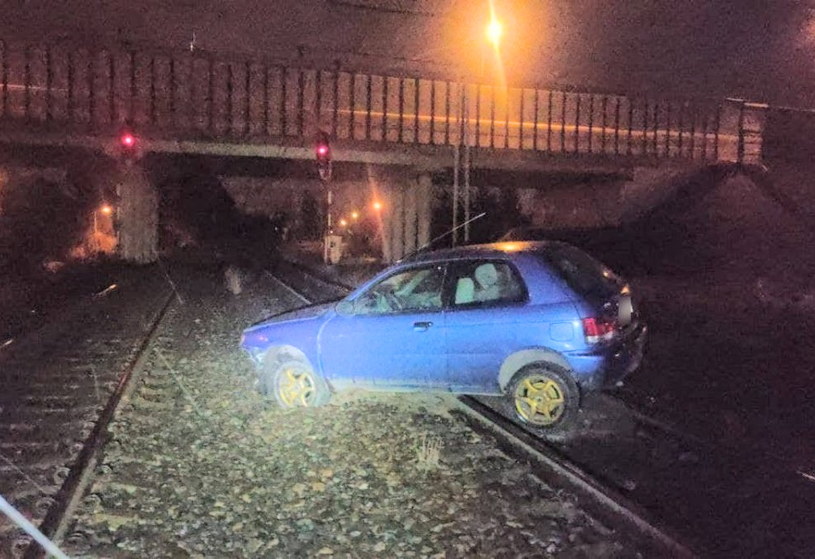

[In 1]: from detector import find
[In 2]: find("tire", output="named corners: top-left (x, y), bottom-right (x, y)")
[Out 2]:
top-left (263, 359), bottom-right (331, 408)
top-left (506, 363), bottom-right (580, 437)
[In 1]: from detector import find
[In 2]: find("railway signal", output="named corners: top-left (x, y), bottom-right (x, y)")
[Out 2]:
top-left (315, 131), bottom-right (332, 182)
top-left (117, 125), bottom-right (141, 162)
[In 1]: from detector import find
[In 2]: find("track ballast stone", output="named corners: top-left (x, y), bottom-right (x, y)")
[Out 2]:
top-left (63, 263), bottom-right (644, 558)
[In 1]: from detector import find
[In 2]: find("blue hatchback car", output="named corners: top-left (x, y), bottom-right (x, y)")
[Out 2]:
top-left (241, 241), bottom-right (647, 433)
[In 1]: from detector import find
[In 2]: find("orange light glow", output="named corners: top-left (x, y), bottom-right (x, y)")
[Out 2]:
top-left (372, 201), bottom-right (383, 211)
top-left (486, 18), bottom-right (503, 47)
top-left (351, 211), bottom-right (359, 220)
top-left (100, 205), bottom-right (113, 215)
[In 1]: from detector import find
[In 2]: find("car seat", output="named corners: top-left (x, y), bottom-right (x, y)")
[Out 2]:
top-left (474, 263), bottom-right (502, 301)
top-left (454, 277), bottom-right (475, 304)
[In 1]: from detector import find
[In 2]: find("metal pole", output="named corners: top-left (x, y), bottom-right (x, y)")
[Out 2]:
top-left (0, 494), bottom-right (71, 559)
top-left (452, 144), bottom-right (460, 246)
top-left (327, 188), bottom-right (333, 234)
top-left (464, 144), bottom-right (471, 243)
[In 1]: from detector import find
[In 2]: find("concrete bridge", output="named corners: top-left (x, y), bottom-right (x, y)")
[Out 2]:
top-left (0, 38), bottom-right (787, 262)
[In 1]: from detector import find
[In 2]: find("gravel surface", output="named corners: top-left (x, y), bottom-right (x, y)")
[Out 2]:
top-left (61, 260), bottom-right (644, 558)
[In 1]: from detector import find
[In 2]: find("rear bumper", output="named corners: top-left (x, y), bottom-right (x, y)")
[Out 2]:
top-left (568, 322), bottom-right (648, 391)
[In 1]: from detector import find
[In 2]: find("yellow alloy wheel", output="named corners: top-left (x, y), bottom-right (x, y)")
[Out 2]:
top-left (277, 364), bottom-right (317, 407)
top-left (514, 375), bottom-right (566, 426)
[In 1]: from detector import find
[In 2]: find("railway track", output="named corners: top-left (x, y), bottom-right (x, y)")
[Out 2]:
top-left (10, 257), bottom-right (811, 556)
top-left (281, 260), bottom-right (815, 557)
top-left (0, 269), bottom-right (175, 558)
top-left (267, 261), bottom-right (696, 557)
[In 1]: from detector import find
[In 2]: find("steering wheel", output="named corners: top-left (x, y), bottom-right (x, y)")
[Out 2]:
top-left (375, 289), bottom-right (403, 311)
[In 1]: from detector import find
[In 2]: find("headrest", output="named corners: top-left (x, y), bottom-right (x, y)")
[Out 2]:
top-left (474, 263), bottom-right (499, 288)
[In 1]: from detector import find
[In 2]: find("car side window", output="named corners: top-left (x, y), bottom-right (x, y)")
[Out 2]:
top-left (451, 260), bottom-right (525, 308)
top-left (354, 264), bottom-right (446, 315)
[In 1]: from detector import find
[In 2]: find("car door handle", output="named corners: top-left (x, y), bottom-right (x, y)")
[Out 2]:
top-left (413, 321), bottom-right (433, 331)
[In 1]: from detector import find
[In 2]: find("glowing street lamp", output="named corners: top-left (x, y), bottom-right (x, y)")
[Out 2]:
top-left (93, 204), bottom-right (114, 252)
top-left (351, 211), bottom-right (359, 220)
top-left (339, 218), bottom-right (348, 228)
top-left (372, 201), bottom-right (383, 212)
top-left (486, 17), bottom-right (503, 48)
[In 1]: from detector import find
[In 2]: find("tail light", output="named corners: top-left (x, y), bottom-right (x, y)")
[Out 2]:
top-left (582, 317), bottom-right (618, 344)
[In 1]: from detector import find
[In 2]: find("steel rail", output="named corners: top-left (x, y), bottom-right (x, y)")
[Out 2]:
top-left (267, 261), bottom-right (696, 557)
top-left (22, 289), bottom-right (176, 559)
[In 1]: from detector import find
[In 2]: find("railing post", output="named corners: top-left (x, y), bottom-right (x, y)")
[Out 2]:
top-left (45, 46), bottom-right (53, 122)
top-left (713, 103), bottom-right (721, 161)
top-left (88, 49), bottom-right (96, 129)
top-left (24, 45), bottom-right (31, 121)
top-left (737, 99), bottom-right (746, 164)
top-left (560, 91), bottom-right (566, 153)
top-left (226, 62), bottom-right (234, 135)
top-left (207, 56), bottom-right (215, 132)
top-left (331, 62), bottom-right (339, 137)
top-left (413, 77), bottom-right (419, 144)
top-left (382, 75), bottom-right (388, 141)
top-left (108, 50), bottom-right (116, 125)
top-left (262, 64), bottom-right (269, 136)
top-left (429, 79), bottom-right (436, 145)
top-left (0, 40), bottom-right (7, 119)
top-left (129, 51), bottom-right (137, 123)
top-left (489, 85), bottom-right (496, 148)
top-left (244, 60), bottom-right (251, 136)
top-left (574, 93), bottom-right (581, 154)
top-left (149, 55), bottom-right (157, 125)
top-left (280, 65), bottom-right (287, 135)
top-left (365, 74), bottom-right (372, 141)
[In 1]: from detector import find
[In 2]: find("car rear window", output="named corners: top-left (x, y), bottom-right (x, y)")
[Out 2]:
top-left (540, 244), bottom-right (622, 301)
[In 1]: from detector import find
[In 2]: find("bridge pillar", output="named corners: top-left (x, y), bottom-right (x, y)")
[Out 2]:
top-left (374, 167), bottom-right (434, 263)
top-left (116, 162), bottom-right (158, 263)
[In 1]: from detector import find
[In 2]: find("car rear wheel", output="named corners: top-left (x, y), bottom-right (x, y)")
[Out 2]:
top-left (507, 363), bottom-right (579, 435)
top-left (266, 360), bottom-right (331, 408)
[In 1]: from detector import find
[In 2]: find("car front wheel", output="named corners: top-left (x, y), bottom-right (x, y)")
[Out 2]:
top-left (266, 360), bottom-right (331, 408)
top-left (507, 363), bottom-right (579, 435)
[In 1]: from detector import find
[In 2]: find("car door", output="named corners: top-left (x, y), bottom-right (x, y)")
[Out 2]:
top-left (319, 263), bottom-right (448, 389)
top-left (444, 259), bottom-right (529, 393)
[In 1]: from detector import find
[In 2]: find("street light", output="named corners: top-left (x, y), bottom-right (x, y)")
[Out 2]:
top-left (93, 204), bottom-right (114, 252)
top-left (351, 211), bottom-right (359, 220)
top-left (372, 201), bottom-right (383, 212)
top-left (486, 17), bottom-right (503, 48)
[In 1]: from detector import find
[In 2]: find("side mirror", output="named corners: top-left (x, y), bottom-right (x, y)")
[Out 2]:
top-left (335, 301), bottom-right (356, 316)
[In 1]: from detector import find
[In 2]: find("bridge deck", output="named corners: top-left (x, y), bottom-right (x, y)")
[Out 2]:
top-left (0, 39), bottom-right (763, 166)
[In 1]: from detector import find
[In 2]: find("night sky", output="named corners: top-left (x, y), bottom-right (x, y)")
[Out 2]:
top-left (1, 1), bottom-right (814, 107)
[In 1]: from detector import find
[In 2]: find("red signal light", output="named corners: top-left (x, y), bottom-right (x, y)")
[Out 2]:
top-left (317, 144), bottom-right (329, 157)
top-left (120, 133), bottom-right (136, 148)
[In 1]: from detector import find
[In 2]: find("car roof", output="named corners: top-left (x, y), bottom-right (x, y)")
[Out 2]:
top-left (402, 240), bottom-right (560, 264)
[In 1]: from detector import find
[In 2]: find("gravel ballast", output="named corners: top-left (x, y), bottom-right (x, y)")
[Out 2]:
top-left (62, 262), bottom-right (644, 558)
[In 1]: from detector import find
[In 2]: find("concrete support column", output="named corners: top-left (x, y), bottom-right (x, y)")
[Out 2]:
top-left (416, 171), bottom-right (433, 249)
top-left (390, 182), bottom-right (405, 261)
top-left (404, 177), bottom-right (418, 256)
top-left (116, 162), bottom-right (158, 263)
top-left (374, 166), bottom-right (436, 263)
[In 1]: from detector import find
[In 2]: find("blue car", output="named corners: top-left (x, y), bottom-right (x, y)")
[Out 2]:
top-left (240, 241), bottom-right (647, 433)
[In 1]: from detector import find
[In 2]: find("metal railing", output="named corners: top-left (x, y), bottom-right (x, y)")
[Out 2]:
top-left (0, 38), bottom-right (755, 163)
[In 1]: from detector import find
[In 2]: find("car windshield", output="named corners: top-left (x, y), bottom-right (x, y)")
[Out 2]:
top-left (540, 244), bottom-right (622, 301)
